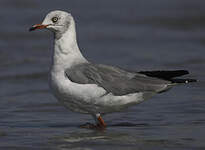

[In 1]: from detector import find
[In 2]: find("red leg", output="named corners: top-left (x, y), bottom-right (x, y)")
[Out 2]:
top-left (97, 116), bottom-right (106, 128)
top-left (80, 114), bottom-right (106, 130)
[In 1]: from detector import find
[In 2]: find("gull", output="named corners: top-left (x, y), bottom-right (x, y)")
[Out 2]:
top-left (29, 10), bottom-right (196, 129)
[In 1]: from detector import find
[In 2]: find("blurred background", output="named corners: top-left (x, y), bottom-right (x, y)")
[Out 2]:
top-left (0, 0), bottom-right (204, 150)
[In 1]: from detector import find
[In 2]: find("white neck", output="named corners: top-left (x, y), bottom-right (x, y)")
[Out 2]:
top-left (51, 20), bottom-right (87, 72)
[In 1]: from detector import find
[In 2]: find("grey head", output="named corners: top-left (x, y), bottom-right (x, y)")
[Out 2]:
top-left (29, 10), bottom-right (73, 36)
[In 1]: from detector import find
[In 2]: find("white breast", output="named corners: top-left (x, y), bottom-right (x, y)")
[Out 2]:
top-left (49, 69), bottom-right (108, 113)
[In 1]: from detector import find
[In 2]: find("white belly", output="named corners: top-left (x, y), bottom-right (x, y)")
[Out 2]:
top-left (49, 70), bottom-right (155, 114)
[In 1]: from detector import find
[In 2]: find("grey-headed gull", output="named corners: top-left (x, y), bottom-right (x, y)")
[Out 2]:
top-left (29, 10), bottom-right (196, 129)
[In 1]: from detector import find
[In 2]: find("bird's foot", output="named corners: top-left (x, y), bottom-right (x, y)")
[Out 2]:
top-left (79, 123), bottom-right (96, 129)
top-left (79, 122), bottom-right (106, 130)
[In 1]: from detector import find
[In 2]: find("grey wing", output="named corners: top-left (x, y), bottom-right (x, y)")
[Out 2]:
top-left (65, 63), bottom-right (172, 96)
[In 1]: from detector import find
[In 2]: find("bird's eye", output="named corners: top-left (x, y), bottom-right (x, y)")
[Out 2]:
top-left (52, 17), bottom-right (58, 23)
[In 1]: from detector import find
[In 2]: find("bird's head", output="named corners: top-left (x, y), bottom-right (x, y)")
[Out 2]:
top-left (29, 10), bottom-right (73, 35)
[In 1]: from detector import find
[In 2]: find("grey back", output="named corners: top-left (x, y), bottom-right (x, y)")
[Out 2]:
top-left (65, 63), bottom-right (171, 96)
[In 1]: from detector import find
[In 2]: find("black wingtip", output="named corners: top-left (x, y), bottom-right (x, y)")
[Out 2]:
top-left (138, 70), bottom-right (190, 80)
top-left (178, 70), bottom-right (189, 75)
top-left (171, 78), bottom-right (197, 83)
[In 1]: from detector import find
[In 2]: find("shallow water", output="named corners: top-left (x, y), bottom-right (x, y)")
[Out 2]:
top-left (0, 0), bottom-right (204, 149)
